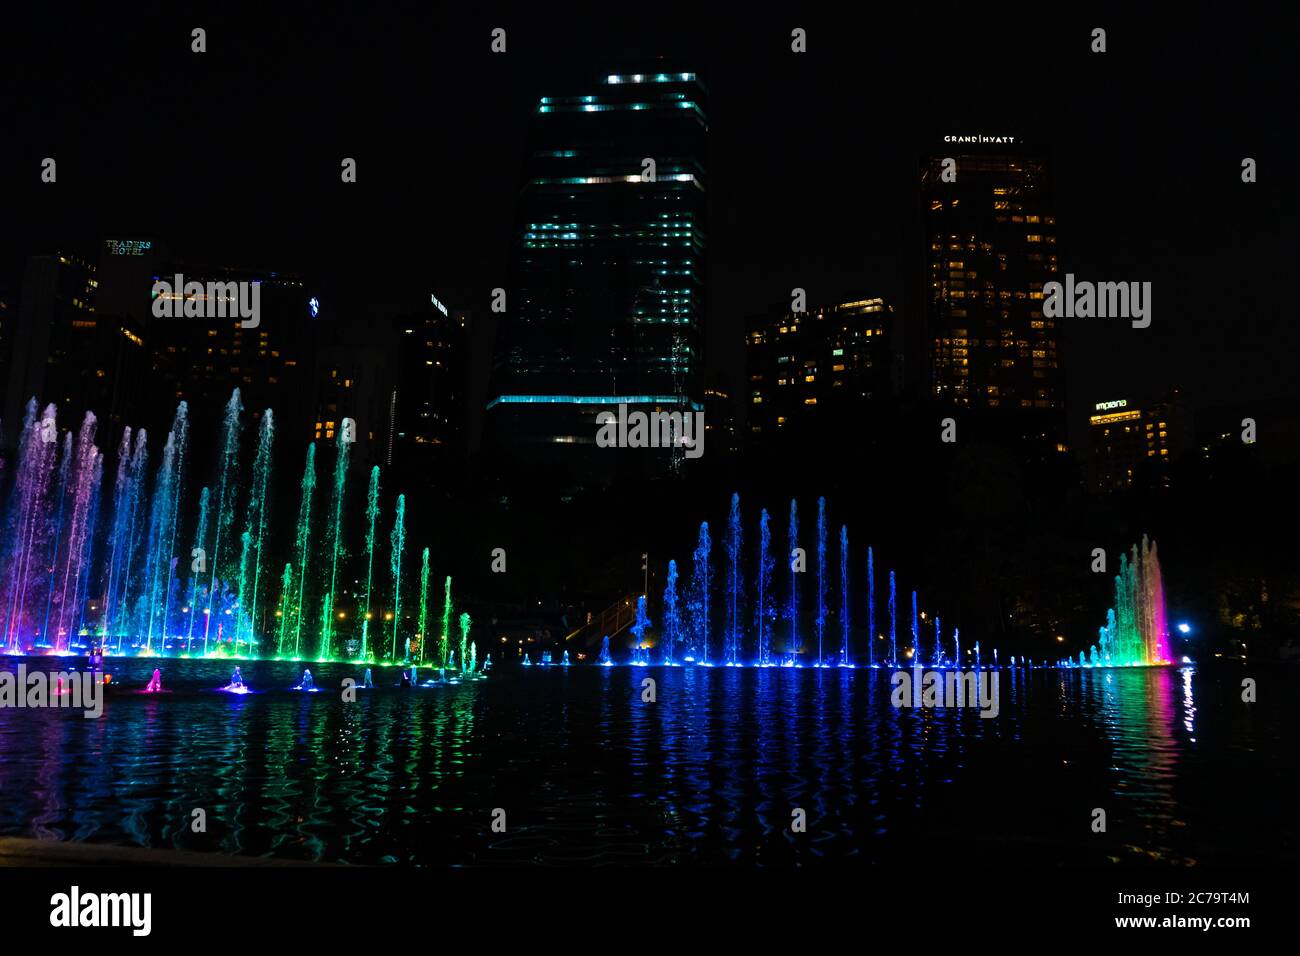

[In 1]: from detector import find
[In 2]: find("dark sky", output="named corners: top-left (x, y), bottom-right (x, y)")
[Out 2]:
top-left (3, 2), bottom-right (1296, 440)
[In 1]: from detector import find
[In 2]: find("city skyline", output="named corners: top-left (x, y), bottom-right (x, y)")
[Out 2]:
top-left (0, 4), bottom-right (1293, 916)
top-left (2, 8), bottom-right (1295, 434)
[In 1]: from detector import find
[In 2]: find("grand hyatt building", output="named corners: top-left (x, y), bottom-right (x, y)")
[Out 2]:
top-left (485, 69), bottom-right (707, 494)
top-left (919, 136), bottom-right (1065, 457)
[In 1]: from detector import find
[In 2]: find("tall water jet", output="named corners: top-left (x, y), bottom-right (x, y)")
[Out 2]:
top-left (118, 430), bottom-right (149, 651)
top-left (724, 492), bottom-right (742, 664)
top-left (290, 444), bottom-right (316, 658)
top-left (1146, 537), bottom-right (1169, 663)
top-left (457, 610), bottom-right (470, 673)
top-left (204, 390), bottom-right (243, 651)
top-left (439, 576), bottom-right (452, 667)
top-left (141, 430), bottom-right (177, 651)
top-left (185, 486), bottom-right (210, 653)
top-left (910, 590), bottom-right (919, 661)
top-left (98, 426), bottom-right (133, 647)
top-left (240, 410), bottom-right (273, 652)
top-left (276, 562), bottom-right (293, 655)
top-left (815, 497), bottom-right (826, 665)
top-left (417, 547), bottom-right (430, 663)
top-left (41, 432), bottom-right (73, 649)
top-left (785, 499), bottom-right (799, 661)
top-left (662, 558), bottom-right (681, 664)
top-left (630, 595), bottom-right (650, 663)
top-left (3, 402), bottom-right (57, 650)
top-left (72, 453), bottom-right (103, 643)
top-left (839, 525), bottom-right (850, 666)
top-left (866, 546), bottom-right (875, 667)
top-left (888, 570), bottom-right (897, 664)
top-left (4, 403), bottom-right (61, 650)
top-left (687, 521), bottom-right (711, 663)
top-left (389, 493), bottom-right (406, 661)
top-left (233, 531), bottom-right (251, 655)
top-left (54, 427), bottom-right (103, 650)
top-left (318, 429), bottom-right (349, 661)
top-left (359, 466), bottom-right (379, 660)
top-left (159, 402), bottom-right (189, 650)
top-left (756, 508), bottom-right (774, 666)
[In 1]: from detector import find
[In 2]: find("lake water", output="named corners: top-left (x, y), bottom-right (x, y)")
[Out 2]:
top-left (0, 657), bottom-right (1294, 866)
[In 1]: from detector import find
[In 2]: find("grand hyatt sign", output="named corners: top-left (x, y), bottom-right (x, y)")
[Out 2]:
top-left (943, 134), bottom-right (1018, 144)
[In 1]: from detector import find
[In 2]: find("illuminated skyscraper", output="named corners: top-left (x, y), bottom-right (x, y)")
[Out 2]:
top-left (745, 297), bottom-right (896, 449)
top-left (1, 249), bottom-right (149, 440)
top-left (1088, 394), bottom-right (1191, 493)
top-left (920, 138), bottom-right (1064, 454)
top-left (486, 69), bottom-right (707, 492)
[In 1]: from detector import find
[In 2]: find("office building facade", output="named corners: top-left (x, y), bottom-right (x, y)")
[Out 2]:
top-left (920, 139), bottom-right (1064, 454)
top-left (487, 69), bottom-right (708, 492)
top-left (745, 297), bottom-right (896, 448)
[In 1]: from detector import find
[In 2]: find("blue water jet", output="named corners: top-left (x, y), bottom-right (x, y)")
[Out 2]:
top-left (756, 508), bottom-right (774, 666)
top-left (725, 493), bottom-right (742, 665)
top-left (785, 499), bottom-right (799, 664)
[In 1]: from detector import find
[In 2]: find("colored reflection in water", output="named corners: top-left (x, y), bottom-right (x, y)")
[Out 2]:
top-left (0, 657), bottom-right (1296, 866)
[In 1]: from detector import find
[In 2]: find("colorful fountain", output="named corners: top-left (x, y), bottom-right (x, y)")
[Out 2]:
top-left (0, 391), bottom-right (464, 663)
top-left (1075, 536), bottom-right (1171, 667)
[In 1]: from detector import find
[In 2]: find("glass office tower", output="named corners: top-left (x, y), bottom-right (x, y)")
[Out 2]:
top-left (487, 69), bottom-right (708, 493)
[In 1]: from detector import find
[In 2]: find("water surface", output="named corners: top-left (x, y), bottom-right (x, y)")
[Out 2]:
top-left (0, 657), bottom-right (1293, 866)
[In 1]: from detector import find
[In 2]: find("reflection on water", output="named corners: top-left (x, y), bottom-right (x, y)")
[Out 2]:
top-left (0, 658), bottom-right (1295, 866)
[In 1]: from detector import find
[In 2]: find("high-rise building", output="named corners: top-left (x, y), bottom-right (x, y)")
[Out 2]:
top-left (310, 333), bottom-right (394, 474)
top-left (486, 68), bottom-right (708, 493)
top-left (2, 250), bottom-right (150, 442)
top-left (1088, 394), bottom-right (1192, 493)
top-left (146, 262), bottom-right (317, 435)
top-left (919, 138), bottom-right (1064, 454)
top-left (745, 297), bottom-right (896, 448)
top-left (0, 287), bottom-right (19, 441)
top-left (389, 296), bottom-right (467, 484)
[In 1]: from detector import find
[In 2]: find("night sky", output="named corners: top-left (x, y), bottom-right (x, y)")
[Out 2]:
top-left (3, 3), bottom-right (1296, 445)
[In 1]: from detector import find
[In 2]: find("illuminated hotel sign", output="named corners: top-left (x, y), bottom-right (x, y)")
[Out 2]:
top-left (943, 134), bottom-right (1017, 144)
top-left (1094, 399), bottom-right (1127, 411)
top-left (430, 293), bottom-right (448, 317)
top-left (105, 239), bottom-right (152, 256)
